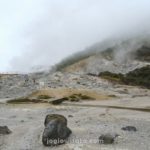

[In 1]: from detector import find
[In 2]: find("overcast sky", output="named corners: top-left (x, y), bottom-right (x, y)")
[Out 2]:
top-left (0, 0), bottom-right (150, 72)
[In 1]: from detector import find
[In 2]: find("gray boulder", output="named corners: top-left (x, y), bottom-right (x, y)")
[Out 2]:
top-left (99, 133), bottom-right (119, 144)
top-left (42, 114), bottom-right (72, 146)
top-left (0, 126), bottom-right (12, 135)
top-left (121, 126), bottom-right (137, 132)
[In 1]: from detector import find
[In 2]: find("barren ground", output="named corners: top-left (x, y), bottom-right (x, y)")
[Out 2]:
top-left (0, 86), bottom-right (150, 150)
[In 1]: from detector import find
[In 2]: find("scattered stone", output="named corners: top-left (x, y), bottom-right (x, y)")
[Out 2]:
top-left (42, 114), bottom-right (72, 146)
top-left (121, 126), bottom-right (137, 132)
top-left (75, 120), bottom-right (80, 124)
top-left (68, 115), bottom-right (73, 118)
top-left (0, 126), bottom-right (12, 135)
top-left (99, 133), bottom-right (119, 144)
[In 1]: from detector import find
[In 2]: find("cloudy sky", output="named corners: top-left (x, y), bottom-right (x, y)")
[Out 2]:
top-left (0, 0), bottom-right (150, 72)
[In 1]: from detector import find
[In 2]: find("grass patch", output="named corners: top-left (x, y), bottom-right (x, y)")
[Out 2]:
top-left (7, 98), bottom-right (47, 104)
top-left (49, 98), bottom-right (68, 105)
top-left (37, 95), bottom-right (52, 99)
top-left (99, 65), bottom-right (150, 89)
top-left (54, 51), bottom-right (91, 71)
top-left (135, 46), bottom-right (150, 62)
top-left (108, 95), bottom-right (117, 98)
top-left (67, 93), bottom-right (95, 102)
top-left (99, 71), bottom-right (124, 83)
top-left (49, 94), bottom-right (95, 105)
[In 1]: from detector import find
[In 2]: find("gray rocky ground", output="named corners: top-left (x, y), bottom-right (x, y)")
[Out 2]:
top-left (0, 70), bottom-right (150, 150)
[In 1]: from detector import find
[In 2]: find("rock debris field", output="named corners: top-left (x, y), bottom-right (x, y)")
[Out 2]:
top-left (0, 71), bottom-right (150, 150)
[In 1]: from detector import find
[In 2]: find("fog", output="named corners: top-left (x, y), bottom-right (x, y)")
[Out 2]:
top-left (1, 0), bottom-right (150, 72)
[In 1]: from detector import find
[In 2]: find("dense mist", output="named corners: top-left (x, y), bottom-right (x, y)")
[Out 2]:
top-left (1, 0), bottom-right (150, 72)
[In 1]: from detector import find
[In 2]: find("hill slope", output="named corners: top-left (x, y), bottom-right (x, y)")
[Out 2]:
top-left (54, 39), bottom-right (150, 74)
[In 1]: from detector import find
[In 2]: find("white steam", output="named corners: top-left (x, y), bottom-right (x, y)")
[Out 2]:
top-left (7, 0), bottom-right (150, 72)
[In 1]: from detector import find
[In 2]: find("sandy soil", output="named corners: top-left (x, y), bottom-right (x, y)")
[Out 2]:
top-left (0, 92), bottom-right (150, 150)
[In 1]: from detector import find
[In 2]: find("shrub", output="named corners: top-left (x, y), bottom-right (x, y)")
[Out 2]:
top-left (99, 65), bottom-right (150, 89)
top-left (37, 95), bottom-right (52, 99)
top-left (7, 98), bottom-right (46, 104)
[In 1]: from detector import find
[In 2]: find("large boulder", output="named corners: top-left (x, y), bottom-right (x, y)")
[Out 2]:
top-left (42, 114), bottom-right (72, 146)
top-left (0, 126), bottom-right (12, 135)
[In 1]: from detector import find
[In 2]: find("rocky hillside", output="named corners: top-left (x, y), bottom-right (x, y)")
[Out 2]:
top-left (54, 39), bottom-right (150, 74)
top-left (1, 38), bottom-right (150, 99)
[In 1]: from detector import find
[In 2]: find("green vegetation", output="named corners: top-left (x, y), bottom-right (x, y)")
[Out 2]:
top-left (37, 95), bottom-right (52, 99)
top-left (99, 65), bottom-right (150, 89)
top-left (7, 98), bottom-right (47, 104)
top-left (67, 94), bottom-right (95, 102)
top-left (49, 94), bottom-right (95, 105)
top-left (123, 65), bottom-right (150, 88)
top-left (99, 71), bottom-right (124, 83)
top-left (108, 95), bottom-right (117, 98)
top-left (54, 52), bottom-right (91, 71)
top-left (135, 46), bottom-right (150, 62)
top-left (100, 48), bottom-right (114, 60)
top-left (49, 98), bottom-right (67, 105)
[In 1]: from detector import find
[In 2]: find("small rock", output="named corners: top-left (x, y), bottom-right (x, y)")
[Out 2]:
top-left (42, 114), bottom-right (72, 146)
top-left (121, 126), bottom-right (137, 132)
top-left (99, 133), bottom-right (119, 144)
top-left (68, 115), bottom-right (73, 118)
top-left (0, 126), bottom-right (12, 135)
top-left (75, 120), bottom-right (80, 124)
